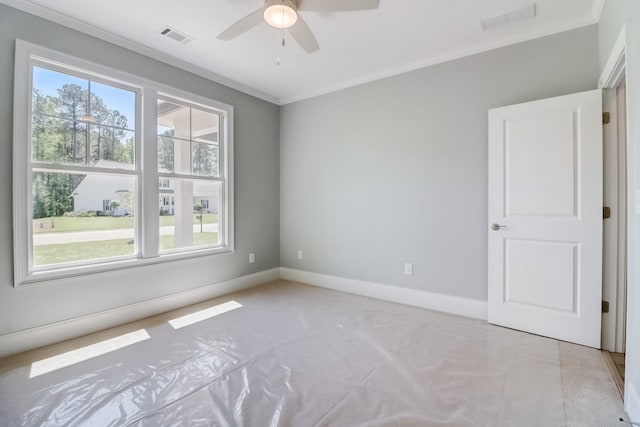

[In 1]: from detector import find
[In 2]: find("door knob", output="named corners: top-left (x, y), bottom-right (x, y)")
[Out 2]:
top-left (491, 223), bottom-right (507, 231)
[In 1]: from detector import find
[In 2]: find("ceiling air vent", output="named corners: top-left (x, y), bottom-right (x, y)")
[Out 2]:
top-left (160, 26), bottom-right (193, 44)
top-left (481, 3), bottom-right (537, 32)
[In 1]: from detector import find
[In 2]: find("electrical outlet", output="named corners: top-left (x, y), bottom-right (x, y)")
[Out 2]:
top-left (249, 252), bottom-right (255, 264)
top-left (404, 262), bottom-right (413, 276)
top-left (297, 250), bottom-right (303, 260)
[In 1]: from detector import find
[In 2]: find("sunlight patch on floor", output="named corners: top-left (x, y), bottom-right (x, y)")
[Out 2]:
top-left (168, 301), bottom-right (242, 329)
top-left (29, 329), bottom-right (151, 378)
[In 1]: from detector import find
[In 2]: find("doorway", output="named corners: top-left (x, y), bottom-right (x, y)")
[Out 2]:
top-left (602, 80), bottom-right (628, 398)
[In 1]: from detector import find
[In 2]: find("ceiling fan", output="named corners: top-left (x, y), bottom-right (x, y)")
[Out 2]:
top-left (217, 0), bottom-right (381, 54)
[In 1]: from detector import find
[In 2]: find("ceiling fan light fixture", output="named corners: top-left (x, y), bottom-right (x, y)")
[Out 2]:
top-left (264, 0), bottom-right (298, 29)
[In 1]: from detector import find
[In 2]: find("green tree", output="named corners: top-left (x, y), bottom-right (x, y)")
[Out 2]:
top-left (31, 80), bottom-right (133, 218)
top-left (192, 142), bottom-right (217, 176)
top-left (57, 84), bottom-right (88, 164)
top-left (158, 134), bottom-right (175, 172)
top-left (89, 94), bottom-right (109, 162)
top-left (32, 89), bottom-right (64, 163)
top-left (32, 172), bottom-right (81, 218)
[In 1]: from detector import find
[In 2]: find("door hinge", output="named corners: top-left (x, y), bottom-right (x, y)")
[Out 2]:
top-left (602, 300), bottom-right (610, 313)
top-left (603, 206), bottom-right (611, 219)
top-left (603, 112), bottom-right (611, 125)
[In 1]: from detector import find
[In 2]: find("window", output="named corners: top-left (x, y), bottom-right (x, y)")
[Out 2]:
top-left (28, 64), bottom-right (139, 268)
top-left (13, 41), bottom-right (234, 285)
top-left (157, 98), bottom-right (222, 251)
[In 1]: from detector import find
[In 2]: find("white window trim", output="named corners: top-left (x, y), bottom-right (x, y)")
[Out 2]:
top-left (13, 40), bottom-right (235, 287)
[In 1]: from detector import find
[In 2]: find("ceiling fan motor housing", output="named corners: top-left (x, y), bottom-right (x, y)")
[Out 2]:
top-left (264, 0), bottom-right (298, 29)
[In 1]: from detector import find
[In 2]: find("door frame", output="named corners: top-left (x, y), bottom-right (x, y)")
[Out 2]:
top-left (601, 82), bottom-right (627, 353)
top-left (599, 23), bottom-right (640, 419)
top-left (599, 26), bottom-right (627, 352)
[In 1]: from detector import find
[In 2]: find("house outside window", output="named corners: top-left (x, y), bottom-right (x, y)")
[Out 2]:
top-left (157, 97), bottom-right (223, 251)
top-left (13, 41), bottom-right (234, 285)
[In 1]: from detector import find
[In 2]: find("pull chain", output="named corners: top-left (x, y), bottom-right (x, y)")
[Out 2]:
top-left (276, 29), bottom-right (285, 66)
top-left (275, 28), bottom-right (281, 66)
top-left (275, 4), bottom-right (287, 66)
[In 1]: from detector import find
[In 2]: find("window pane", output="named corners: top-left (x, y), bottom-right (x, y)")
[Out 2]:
top-left (90, 81), bottom-right (135, 130)
top-left (89, 125), bottom-right (135, 167)
top-left (192, 108), bottom-right (219, 143)
top-left (32, 66), bottom-right (88, 120)
top-left (159, 179), bottom-right (220, 252)
top-left (157, 100), bottom-right (190, 140)
top-left (157, 136), bottom-right (191, 174)
top-left (157, 135), bottom-right (175, 173)
top-left (191, 141), bottom-right (218, 176)
top-left (32, 116), bottom-right (88, 165)
top-left (31, 67), bottom-right (138, 169)
top-left (33, 172), bottom-right (136, 267)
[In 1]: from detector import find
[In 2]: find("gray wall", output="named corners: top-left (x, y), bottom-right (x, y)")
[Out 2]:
top-left (280, 26), bottom-right (600, 301)
top-left (0, 5), bottom-right (279, 336)
top-left (598, 0), bottom-right (632, 72)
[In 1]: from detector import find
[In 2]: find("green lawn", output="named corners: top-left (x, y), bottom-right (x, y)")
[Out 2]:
top-left (34, 233), bottom-right (219, 266)
top-left (33, 214), bottom-right (218, 233)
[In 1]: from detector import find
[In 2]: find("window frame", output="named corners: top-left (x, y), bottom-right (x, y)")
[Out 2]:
top-left (155, 94), bottom-right (226, 254)
top-left (13, 40), bottom-right (234, 286)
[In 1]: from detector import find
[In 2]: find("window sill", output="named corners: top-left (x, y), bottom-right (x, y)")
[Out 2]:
top-left (17, 246), bottom-right (233, 288)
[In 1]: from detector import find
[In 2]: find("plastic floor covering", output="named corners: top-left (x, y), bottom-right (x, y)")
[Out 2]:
top-left (0, 280), bottom-right (626, 426)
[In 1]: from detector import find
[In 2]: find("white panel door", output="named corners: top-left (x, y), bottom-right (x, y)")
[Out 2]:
top-left (488, 89), bottom-right (602, 348)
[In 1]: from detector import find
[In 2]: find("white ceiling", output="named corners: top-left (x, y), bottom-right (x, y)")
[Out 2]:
top-left (5, 0), bottom-right (603, 104)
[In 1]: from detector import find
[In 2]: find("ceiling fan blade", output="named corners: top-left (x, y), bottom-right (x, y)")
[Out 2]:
top-left (297, 0), bottom-right (380, 12)
top-left (217, 8), bottom-right (264, 41)
top-left (288, 15), bottom-right (319, 54)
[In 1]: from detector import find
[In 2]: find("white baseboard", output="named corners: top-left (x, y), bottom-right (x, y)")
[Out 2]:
top-left (0, 268), bottom-right (280, 358)
top-left (280, 268), bottom-right (487, 320)
top-left (626, 382), bottom-right (640, 423)
top-left (1, 267), bottom-right (488, 358)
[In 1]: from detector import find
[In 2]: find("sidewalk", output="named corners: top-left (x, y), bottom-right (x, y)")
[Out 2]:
top-left (33, 224), bottom-right (219, 245)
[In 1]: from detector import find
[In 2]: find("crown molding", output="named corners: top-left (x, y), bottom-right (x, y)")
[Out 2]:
top-left (280, 15), bottom-right (600, 104)
top-left (1, 0), bottom-right (604, 106)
